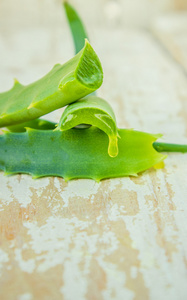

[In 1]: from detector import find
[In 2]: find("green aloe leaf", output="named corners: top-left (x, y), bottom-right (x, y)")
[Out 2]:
top-left (0, 40), bottom-right (103, 128)
top-left (5, 1), bottom-right (90, 132)
top-left (56, 95), bottom-right (119, 157)
top-left (63, 1), bottom-right (88, 54)
top-left (7, 119), bottom-right (56, 132)
top-left (0, 127), bottom-right (166, 181)
top-left (153, 142), bottom-right (187, 153)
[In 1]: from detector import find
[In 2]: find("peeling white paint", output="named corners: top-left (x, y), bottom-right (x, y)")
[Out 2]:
top-left (53, 177), bottom-right (62, 193)
top-left (14, 248), bottom-right (35, 274)
top-left (18, 293), bottom-right (33, 300)
top-left (0, 249), bottom-right (9, 276)
top-left (0, 174), bottom-right (15, 205)
top-left (98, 260), bottom-right (135, 300)
top-left (0, 174), bottom-right (50, 207)
top-left (121, 173), bottom-right (187, 300)
top-left (60, 180), bottom-right (101, 207)
top-left (60, 259), bottom-right (88, 300)
top-left (107, 203), bottom-right (121, 221)
top-left (108, 178), bottom-right (121, 192)
top-left (91, 171), bottom-right (187, 299)
top-left (99, 231), bottom-right (119, 255)
top-left (24, 216), bottom-right (91, 272)
top-left (130, 266), bottom-right (138, 279)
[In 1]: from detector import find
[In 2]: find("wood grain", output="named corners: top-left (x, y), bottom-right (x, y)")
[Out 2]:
top-left (0, 2), bottom-right (187, 300)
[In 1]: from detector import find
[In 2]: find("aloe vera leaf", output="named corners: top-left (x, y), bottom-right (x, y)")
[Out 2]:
top-left (56, 95), bottom-right (119, 157)
top-left (4, 2), bottom-right (89, 132)
top-left (64, 1), bottom-right (97, 99)
top-left (153, 142), bottom-right (187, 153)
top-left (0, 40), bottom-right (103, 128)
top-left (0, 127), bottom-right (166, 181)
top-left (63, 1), bottom-right (88, 54)
top-left (7, 119), bottom-right (56, 132)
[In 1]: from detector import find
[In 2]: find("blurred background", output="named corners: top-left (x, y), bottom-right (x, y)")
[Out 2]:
top-left (0, 0), bottom-right (187, 29)
top-left (0, 0), bottom-right (187, 88)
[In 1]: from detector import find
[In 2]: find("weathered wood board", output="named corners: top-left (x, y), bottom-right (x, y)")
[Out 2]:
top-left (0, 2), bottom-right (187, 300)
top-left (152, 12), bottom-right (187, 71)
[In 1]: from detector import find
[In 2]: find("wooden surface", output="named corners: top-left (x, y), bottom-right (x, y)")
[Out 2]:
top-left (152, 12), bottom-right (187, 71)
top-left (0, 1), bottom-right (187, 300)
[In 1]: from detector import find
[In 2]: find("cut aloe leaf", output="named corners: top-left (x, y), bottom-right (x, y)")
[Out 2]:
top-left (0, 40), bottom-right (103, 128)
top-left (56, 95), bottom-right (119, 157)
